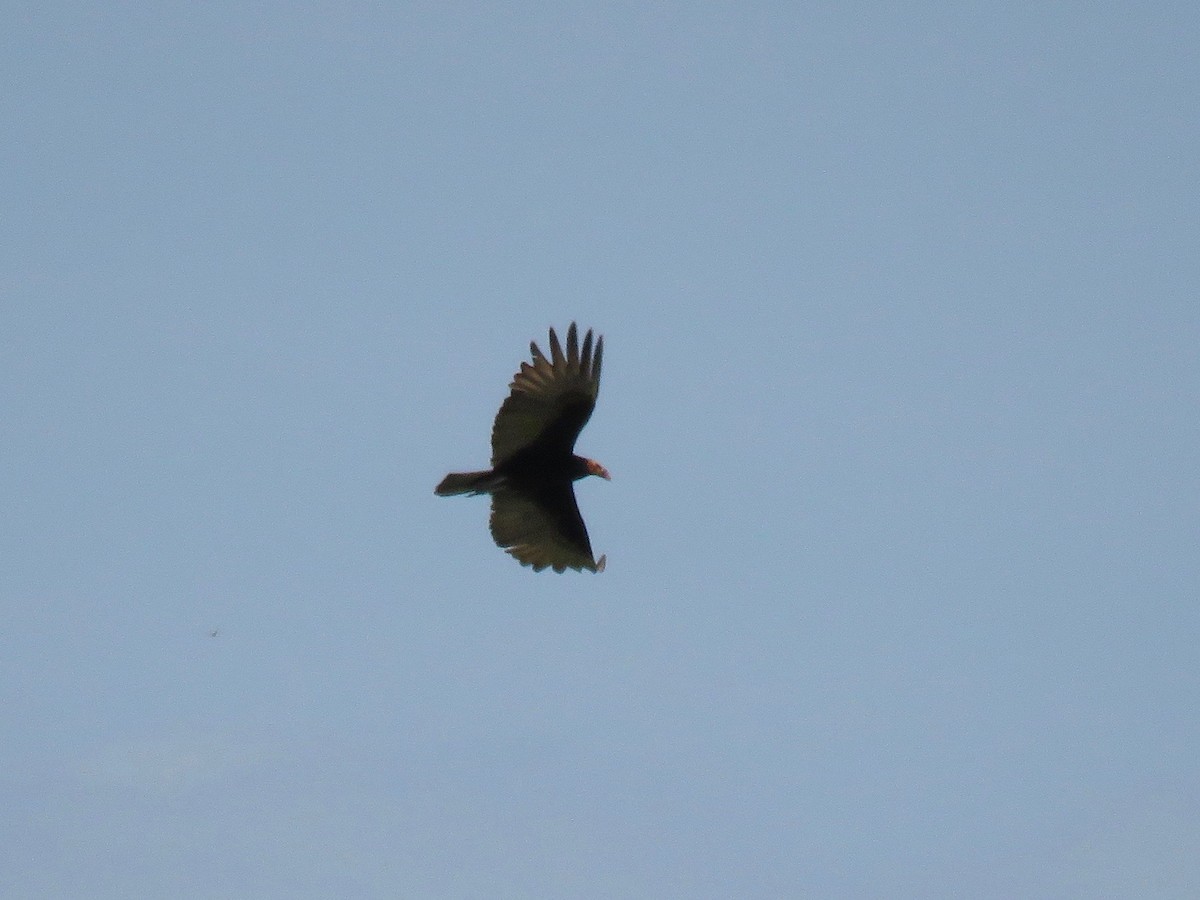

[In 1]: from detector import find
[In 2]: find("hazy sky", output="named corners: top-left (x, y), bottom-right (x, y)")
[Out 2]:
top-left (4, 3), bottom-right (1198, 897)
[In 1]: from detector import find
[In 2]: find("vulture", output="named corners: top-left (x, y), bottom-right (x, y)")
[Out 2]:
top-left (435, 323), bottom-right (609, 573)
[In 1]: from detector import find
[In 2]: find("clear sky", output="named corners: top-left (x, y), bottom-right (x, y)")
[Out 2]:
top-left (3, 3), bottom-right (1198, 897)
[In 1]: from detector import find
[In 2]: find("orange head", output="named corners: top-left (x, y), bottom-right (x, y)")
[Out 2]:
top-left (585, 458), bottom-right (611, 480)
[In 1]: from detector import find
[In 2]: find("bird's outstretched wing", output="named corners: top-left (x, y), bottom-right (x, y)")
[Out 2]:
top-left (491, 323), bottom-right (603, 466)
top-left (489, 483), bottom-right (606, 573)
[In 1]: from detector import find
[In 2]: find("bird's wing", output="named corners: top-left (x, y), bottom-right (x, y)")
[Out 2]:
top-left (491, 323), bottom-right (603, 466)
top-left (489, 483), bottom-right (605, 573)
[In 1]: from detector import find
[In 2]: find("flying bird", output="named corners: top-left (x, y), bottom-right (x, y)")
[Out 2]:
top-left (435, 323), bottom-right (609, 572)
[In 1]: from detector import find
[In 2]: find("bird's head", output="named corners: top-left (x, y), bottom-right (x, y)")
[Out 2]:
top-left (584, 458), bottom-right (611, 481)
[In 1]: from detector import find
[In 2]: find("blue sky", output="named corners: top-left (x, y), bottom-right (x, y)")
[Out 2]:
top-left (3, 3), bottom-right (1198, 897)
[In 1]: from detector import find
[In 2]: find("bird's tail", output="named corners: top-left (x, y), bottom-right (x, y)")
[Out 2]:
top-left (434, 470), bottom-right (499, 497)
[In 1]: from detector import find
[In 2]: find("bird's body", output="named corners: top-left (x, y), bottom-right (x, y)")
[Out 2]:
top-left (435, 323), bottom-right (608, 573)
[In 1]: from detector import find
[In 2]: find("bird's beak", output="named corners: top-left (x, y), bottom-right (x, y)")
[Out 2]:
top-left (589, 460), bottom-right (611, 480)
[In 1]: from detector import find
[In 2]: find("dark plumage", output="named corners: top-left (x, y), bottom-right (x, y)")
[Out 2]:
top-left (435, 323), bottom-right (608, 572)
